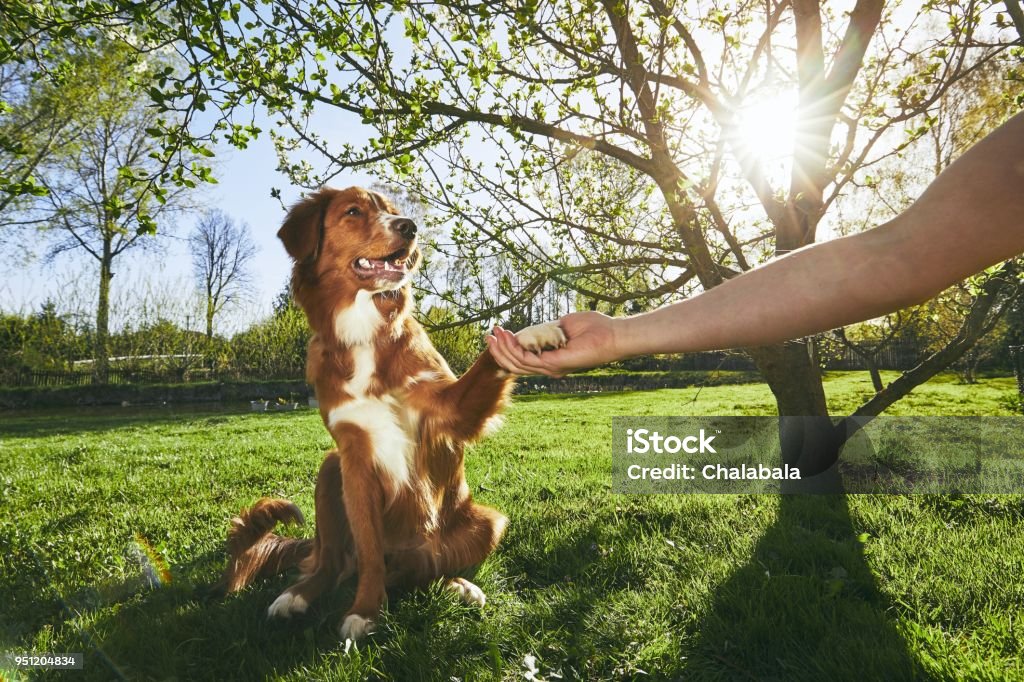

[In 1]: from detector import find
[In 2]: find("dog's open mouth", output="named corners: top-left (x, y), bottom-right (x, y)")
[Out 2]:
top-left (352, 247), bottom-right (411, 281)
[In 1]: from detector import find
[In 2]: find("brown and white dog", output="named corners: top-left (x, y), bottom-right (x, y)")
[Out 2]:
top-left (220, 186), bottom-right (565, 643)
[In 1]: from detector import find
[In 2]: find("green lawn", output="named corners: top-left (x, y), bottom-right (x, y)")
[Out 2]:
top-left (1, 372), bottom-right (1022, 680)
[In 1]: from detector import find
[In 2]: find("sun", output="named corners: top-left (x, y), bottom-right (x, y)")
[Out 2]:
top-left (732, 90), bottom-right (798, 165)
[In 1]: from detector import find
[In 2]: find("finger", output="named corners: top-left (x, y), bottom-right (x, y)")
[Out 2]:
top-left (486, 335), bottom-right (534, 375)
top-left (492, 330), bottom-right (538, 372)
top-left (496, 328), bottom-right (546, 366)
top-left (520, 350), bottom-right (567, 376)
top-left (496, 331), bottom-right (564, 377)
top-left (495, 326), bottom-right (528, 353)
top-left (486, 335), bottom-right (523, 373)
top-left (492, 331), bottom-right (557, 376)
top-left (524, 347), bottom-right (576, 378)
top-left (493, 327), bottom-right (570, 377)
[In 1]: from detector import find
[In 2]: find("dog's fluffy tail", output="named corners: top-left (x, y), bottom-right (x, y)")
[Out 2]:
top-left (218, 498), bottom-right (312, 593)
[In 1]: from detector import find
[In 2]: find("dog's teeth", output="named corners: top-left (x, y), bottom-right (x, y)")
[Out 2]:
top-left (358, 258), bottom-right (371, 268)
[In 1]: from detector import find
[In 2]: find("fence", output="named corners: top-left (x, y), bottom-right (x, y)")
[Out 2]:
top-left (823, 342), bottom-right (929, 371)
top-left (3, 369), bottom-right (177, 387)
top-left (622, 343), bottom-right (929, 373)
top-left (0, 342), bottom-right (1009, 389)
top-left (4, 367), bottom-right (227, 387)
top-left (620, 352), bottom-right (756, 372)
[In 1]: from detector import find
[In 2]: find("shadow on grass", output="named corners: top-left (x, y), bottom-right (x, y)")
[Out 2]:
top-left (0, 404), bottom-right (265, 439)
top-left (38, 552), bottom-right (363, 681)
top-left (685, 493), bottom-right (924, 681)
top-left (37, 544), bottom-right (510, 681)
top-left (22, 494), bottom-right (927, 681)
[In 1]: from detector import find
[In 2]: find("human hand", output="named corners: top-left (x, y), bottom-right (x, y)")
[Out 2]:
top-left (486, 311), bottom-right (624, 377)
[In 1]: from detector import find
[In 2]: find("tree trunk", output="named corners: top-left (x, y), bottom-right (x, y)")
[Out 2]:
top-left (748, 341), bottom-right (829, 417)
top-left (93, 239), bottom-right (113, 384)
top-left (748, 342), bottom-right (844, 489)
top-left (206, 296), bottom-right (215, 339)
top-left (867, 360), bottom-right (884, 393)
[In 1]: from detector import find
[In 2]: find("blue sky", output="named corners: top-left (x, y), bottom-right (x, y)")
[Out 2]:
top-left (2, 114), bottom-right (377, 332)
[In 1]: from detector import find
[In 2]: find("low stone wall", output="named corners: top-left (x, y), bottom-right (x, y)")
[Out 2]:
top-left (0, 380), bottom-right (310, 410)
top-left (0, 371), bottom-right (763, 409)
top-left (513, 371), bottom-right (761, 394)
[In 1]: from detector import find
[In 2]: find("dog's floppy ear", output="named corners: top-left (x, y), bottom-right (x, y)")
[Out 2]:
top-left (370, 190), bottom-right (401, 216)
top-left (277, 190), bottom-right (331, 262)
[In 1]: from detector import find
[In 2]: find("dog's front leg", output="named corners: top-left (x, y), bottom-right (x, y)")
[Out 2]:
top-left (333, 425), bottom-right (387, 643)
top-left (436, 349), bottom-right (515, 441)
top-left (437, 322), bottom-right (566, 440)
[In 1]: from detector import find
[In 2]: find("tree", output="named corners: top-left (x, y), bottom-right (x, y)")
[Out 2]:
top-left (228, 302), bottom-right (311, 380)
top-left (0, 61), bottom-right (75, 219)
top-left (4, 2), bottom-right (1019, 418)
top-left (422, 305), bottom-right (488, 374)
top-left (0, 300), bottom-right (88, 378)
top-left (833, 54), bottom-right (1024, 394)
top-left (0, 39), bottom-right (195, 382)
top-left (188, 209), bottom-right (257, 339)
top-left (129, 0), bottom-right (1016, 420)
top-left (829, 312), bottom-right (922, 393)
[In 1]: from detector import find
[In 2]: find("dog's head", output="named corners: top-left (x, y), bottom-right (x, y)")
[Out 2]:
top-left (278, 186), bottom-right (421, 293)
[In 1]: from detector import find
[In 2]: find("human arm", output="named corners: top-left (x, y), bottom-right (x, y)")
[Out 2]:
top-left (487, 111), bottom-right (1024, 377)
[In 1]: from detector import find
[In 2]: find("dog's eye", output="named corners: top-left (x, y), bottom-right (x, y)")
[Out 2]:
top-left (345, 206), bottom-right (361, 217)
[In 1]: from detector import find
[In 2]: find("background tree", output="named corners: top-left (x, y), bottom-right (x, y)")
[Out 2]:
top-left (188, 209), bottom-right (257, 339)
top-left (0, 38), bottom-right (196, 382)
top-left (0, 60), bottom-right (77, 219)
top-left (0, 300), bottom-right (89, 380)
top-left (828, 312), bottom-right (923, 393)
top-left (228, 299), bottom-right (311, 381)
top-left (422, 305), bottom-right (488, 373)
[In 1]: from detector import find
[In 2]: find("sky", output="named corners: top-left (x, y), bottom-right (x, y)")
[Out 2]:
top-left (0, 1), bottom-right (972, 334)
top-left (1, 113), bottom-right (378, 333)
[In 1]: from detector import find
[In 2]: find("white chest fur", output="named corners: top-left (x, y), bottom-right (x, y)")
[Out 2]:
top-left (327, 396), bottom-right (415, 488)
top-left (325, 338), bottom-right (418, 490)
top-left (334, 290), bottom-right (383, 346)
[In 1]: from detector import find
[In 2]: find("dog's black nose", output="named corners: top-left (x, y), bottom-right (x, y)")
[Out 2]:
top-left (394, 219), bottom-right (417, 240)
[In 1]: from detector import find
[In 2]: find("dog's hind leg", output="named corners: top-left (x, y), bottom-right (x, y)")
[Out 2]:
top-left (268, 451), bottom-right (355, 619)
top-left (386, 501), bottom-right (507, 606)
top-left (441, 502), bottom-right (507, 603)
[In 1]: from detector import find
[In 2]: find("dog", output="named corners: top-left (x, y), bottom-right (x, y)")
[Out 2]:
top-left (219, 186), bottom-right (566, 643)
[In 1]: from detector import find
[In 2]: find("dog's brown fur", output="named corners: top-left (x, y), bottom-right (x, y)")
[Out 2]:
top-left (219, 187), bottom-right (562, 641)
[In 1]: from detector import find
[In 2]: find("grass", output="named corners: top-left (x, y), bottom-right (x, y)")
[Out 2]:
top-left (0, 371), bottom-right (1022, 680)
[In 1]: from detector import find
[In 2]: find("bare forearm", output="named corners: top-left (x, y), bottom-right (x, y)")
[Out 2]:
top-left (616, 224), bottom-right (915, 354)
top-left (616, 111), bottom-right (1024, 356)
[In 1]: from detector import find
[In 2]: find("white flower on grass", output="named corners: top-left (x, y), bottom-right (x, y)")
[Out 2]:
top-left (522, 654), bottom-right (541, 681)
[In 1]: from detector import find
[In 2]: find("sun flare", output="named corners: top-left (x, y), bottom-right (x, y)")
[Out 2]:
top-left (733, 91), bottom-right (798, 164)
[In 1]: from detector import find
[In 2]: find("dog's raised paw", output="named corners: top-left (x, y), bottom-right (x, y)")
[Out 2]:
top-left (267, 591), bottom-right (308, 619)
top-left (447, 577), bottom-right (487, 607)
top-left (515, 322), bottom-right (567, 353)
top-left (339, 613), bottom-right (375, 644)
